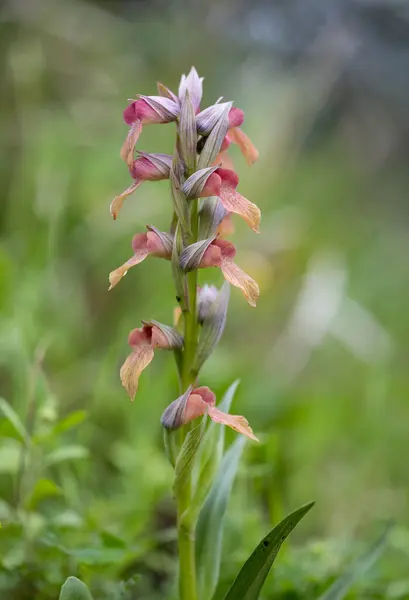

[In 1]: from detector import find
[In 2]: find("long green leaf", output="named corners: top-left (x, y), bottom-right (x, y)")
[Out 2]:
top-left (223, 501), bottom-right (315, 600)
top-left (0, 397), bottom-right (29, 446)
top-left (59, 576), bottom-right (93, 600)
top-left (317, 523), bottom-right (392, 600)
top-left (196, 435), bottom-right (246, 600)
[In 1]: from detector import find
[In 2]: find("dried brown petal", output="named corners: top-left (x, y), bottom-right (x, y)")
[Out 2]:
top-left (207, 406), bottom-right (259, 441)
top-left (120, 121), bottom-right (143, 167)
top-left (228, 127), bottom-right (259, 165)
top-left (219, 187), bottom-right (261, 233)
top-left (110, 181), bottom-right (141, 220)
top-left (221, 260), bottom-right (260, 307)
top-left (108, 248), bottom-right (149, 290)
top-left (120, 345), bottom-right (154, 400)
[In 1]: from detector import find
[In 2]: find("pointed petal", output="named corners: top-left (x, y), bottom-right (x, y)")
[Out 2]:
top-left (120, 345), bottom-right (154, 400)
top-left (110, 180), bottom-right (141, 220)
top-left (138, 95), bottom-right (180, 121)
top-left (221, 260), bottom-right (260, 307)
top-left (178, 67), bottom-right (203, 112)
top-left (157, 82), bottom-right (179, 103)
top-left (108, 248), bottom-right (149, 290)
top-left (180, 238), bottom-right (216, 272)
top-left (220, 186), bottom-right (261, 233)
top-left (208, 406), bottom-right (259, 441)
top-left (120, 121), bottom-right (143, 167)
top-left (228, 127), bottom-right (259, 166)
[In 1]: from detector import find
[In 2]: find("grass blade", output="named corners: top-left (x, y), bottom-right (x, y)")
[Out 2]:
top-left (223, 501), bottom-right (315, 600)
top-left (196, 435), bottom-right (246, 600)
top-left (317, 523), bottom-right (392, 600)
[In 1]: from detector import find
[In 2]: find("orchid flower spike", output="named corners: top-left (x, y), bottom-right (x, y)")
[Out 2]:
top-left (121, 322), bottom-right (183, 400)
top-left (109, 226), bottom-right (173, 290)
top-left (110, 153), bottom-right (173, 219)
top-left (161, 386), bottom-right (258, 441)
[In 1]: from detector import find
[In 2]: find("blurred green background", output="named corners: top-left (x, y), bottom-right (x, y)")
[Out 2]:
top-left (1, 0), bottom-right (409, 598)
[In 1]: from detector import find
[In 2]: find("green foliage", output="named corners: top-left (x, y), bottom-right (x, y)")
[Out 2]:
top-left (223, 502), bottom-right (314, 600)
top-left (59, 577), bottom-right (93, 600)
top-left (196, 436), bottom-right (246, 600)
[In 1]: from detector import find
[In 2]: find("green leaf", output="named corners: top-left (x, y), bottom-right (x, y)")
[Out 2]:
top-left (317, 523), bottom-right (392, 600)
top-left (59, 576), bottom-right (94, 600)
top-left (223, 501), bottom-right (315, 600)
top-left (174, 420), bottom-right (205, 495)
top-left (0, 397), bottom-right (29, 445)
top-left (196, 435), bottom-right (246, 600)
top-left (26, 478), bottom-right (62, 509)
top-left (0, 439), bottom-right (22, 474)
top-left (51, 411), bottom-right (87, 436)
top-left (46, 445), bottom-right (89, 466)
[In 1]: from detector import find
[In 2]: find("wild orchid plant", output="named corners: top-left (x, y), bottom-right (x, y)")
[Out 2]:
top-left (59, 69), bottom-right (316, 600)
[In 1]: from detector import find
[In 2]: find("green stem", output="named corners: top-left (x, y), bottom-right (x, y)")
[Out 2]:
top-left (177, 197), bottom-right (199, 600)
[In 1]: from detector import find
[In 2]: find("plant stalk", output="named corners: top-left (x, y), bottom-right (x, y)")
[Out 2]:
top-left (177, 197), bottom-right (199, 600)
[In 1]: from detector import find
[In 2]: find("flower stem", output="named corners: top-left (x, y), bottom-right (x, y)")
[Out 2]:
top-left (177, 197), bottom-right (199, 600)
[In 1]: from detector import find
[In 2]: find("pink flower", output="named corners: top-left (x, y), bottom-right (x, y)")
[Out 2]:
top-left (198, 168), bottom-right (261, 233)
top-left (161, 386), bottom-right (258, 441)
top-left (121, 96), bottom-right (179, 165)
top-left (227, 108), bottom-right (259, 166)
top-left (199, 238), bottom-right (259, 307)
top-left (109, 226), bottom-right (173, 290)
top-left (110, 153), bottom-right (172, 219)
top-left (121, 322), bottom-right (183, 400)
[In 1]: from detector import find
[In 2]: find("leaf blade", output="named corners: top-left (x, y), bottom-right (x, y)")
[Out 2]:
top-left (317, 523), bottom-right (392, 600)
top-left (223, 501), bottom-right (315, 600)
top-left (196, 435), bottom-right (246, 600)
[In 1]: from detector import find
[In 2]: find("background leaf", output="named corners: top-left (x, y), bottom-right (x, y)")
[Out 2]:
top-left (59, 576), bottom-right (94, 600)
top-left (0, 397), bottom-right (30, 445)
top-left (223, 501), bottom-right (315, 600)
top-left (196, 435), bottom-right (246, 600)
top-left (317, 524), bottom-right (392, 600)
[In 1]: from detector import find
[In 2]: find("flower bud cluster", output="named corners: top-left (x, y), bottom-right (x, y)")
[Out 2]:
top-left (110, 68), bottom-right (260, 441)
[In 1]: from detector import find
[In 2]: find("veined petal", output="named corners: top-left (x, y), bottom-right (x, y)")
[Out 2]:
top-left (110, 181), bottom-right (141, 220)
top-left (178, 67), bottom-right (203, 112)
top-left (120, 345), bottom-right (154, 400)
top-left (221, 260), bottom-right (260, 307)
top-left (220, 186), bottom-right (261, 233)
top-left (228, 127), bottom-right (259, 166)
top-left (108, 247), bottom-right (149, 290)
top-left (138, 95), bottom-right (180, 121)
top-left (120, 121), bottom-right (143, 167)
top-left (208, 406), bottom-right (259, 441)
top-left (157, 82), bottom-right (179, 103)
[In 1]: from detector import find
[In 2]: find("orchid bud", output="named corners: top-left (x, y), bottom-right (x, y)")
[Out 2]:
top-left (178, 91), bottom-right (197, 172)
top-left (197, 284), bottom-right (219, 324)
top-left (195, 283), bottom-right (230, 372)
top-left (178, 67), bottom-right (204, 112)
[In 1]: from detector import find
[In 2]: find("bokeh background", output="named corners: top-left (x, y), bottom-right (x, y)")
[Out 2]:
top-left (1, 0), bottom-right (409, 598)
